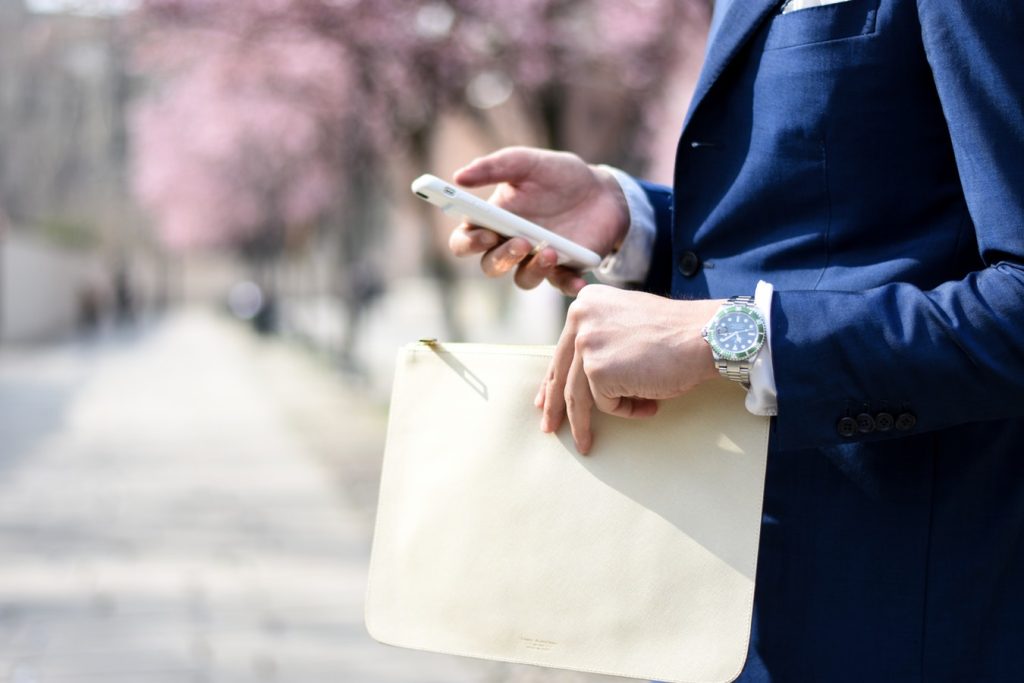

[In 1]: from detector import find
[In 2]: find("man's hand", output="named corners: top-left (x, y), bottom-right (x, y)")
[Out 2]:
top-left (449, 147), bottom-right (629, 296)
top-left (536, 285), bottom-right (724, 454)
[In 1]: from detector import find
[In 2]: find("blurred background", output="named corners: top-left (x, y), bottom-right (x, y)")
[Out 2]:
top-left (0, 0), bottom-right (710, 680)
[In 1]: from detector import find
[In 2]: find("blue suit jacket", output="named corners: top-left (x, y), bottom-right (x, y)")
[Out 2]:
top-left (639, 1), bottom-right (1024, 680)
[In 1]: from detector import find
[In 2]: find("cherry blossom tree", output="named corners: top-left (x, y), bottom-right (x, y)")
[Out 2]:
top-left (449, 0), bottom-right (710, 168)
top-left (132, 3), bottom-right (362, 253)
top-left (133, 0), bottom-right (709, 246)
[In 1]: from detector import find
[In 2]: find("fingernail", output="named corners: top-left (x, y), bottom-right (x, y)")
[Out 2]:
top-left (541, 416), bottom-right (551, 432)
top-left (480, 232), bottom-right (498, 247)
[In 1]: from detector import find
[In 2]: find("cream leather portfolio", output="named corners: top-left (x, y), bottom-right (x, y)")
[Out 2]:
top-left (366, 342), bottom-right (771, 683)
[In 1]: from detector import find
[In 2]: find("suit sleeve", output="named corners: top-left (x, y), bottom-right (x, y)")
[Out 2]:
top-left (771, 0), bottom-right (1024, 450)
top-left (635, 179), bottom-right (675, 296)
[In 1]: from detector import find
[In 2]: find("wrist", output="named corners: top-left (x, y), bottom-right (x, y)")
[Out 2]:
top-left (670, 298), bottom-right (724, 389)
top-left (590, 164), bottom-right (631, 252)
top-left (696, 299), bottom-right (727, 383)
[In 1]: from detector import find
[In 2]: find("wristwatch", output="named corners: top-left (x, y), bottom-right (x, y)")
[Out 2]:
top-left (701, 296), bottom-right (767, 388)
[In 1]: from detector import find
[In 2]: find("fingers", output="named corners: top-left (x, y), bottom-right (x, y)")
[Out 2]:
top-left (538, 358), bottom-right (654, 455)
top-left (565, 351), bottom-right (594, 454)
top-left (480, 237), bottom-right (532, 277)
top-left (453, 147), bottom-right (539, 188)
top-left (513, 248), bottom-right (558, 290)
top-left (449, 224), bottom-right (500, 257)
top-left (495, 252), bottom-right (589, 295)
top-left (451, 228), bottom-right (585, 294)
top-left (541, 322), bottom-right (577, 434)
top-left (548, 267), bottom-right (588, 297)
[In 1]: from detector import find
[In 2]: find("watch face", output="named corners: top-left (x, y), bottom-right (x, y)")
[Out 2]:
top-left (707, 306), bottom-right (766, 362)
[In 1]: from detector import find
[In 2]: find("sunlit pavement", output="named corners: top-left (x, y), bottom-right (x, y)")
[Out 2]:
top-left (0, 310), bottom-right (485, 683)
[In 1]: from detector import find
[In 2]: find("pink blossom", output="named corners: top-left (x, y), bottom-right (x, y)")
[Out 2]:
top-left (130, 0), bottom-right (710, 252)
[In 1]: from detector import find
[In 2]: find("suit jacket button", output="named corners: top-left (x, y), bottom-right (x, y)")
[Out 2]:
top-left (677, 251), bottom-right (701, 277)
top-left (837, 417), bottom-right (858, 438)
top-left (895, 412), bottom-right (917, 431)
top-left (874, 412), bottom-right (895, 432)
top-left (856, 413), bottom-right (875, 434)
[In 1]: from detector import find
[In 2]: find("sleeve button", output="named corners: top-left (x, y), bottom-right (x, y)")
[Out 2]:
top-left (895, 412), bottom-right (917, 431)
top-left (874, 412), bottom-right (895, 432)
top-left (856, 413), bottom-right (876, 434)
top-left (837, 416), bottom-right (858, 438)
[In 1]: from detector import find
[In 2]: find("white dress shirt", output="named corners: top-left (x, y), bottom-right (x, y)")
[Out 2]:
top-left (595, 167), bottom-right (779, 417)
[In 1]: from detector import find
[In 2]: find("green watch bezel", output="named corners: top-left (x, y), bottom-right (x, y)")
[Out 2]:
top-left (703, 304), bottom-right (767, 362)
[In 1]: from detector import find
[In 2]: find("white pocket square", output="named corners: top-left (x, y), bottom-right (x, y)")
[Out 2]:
top-left (781, 0), bottom-right (852, 14)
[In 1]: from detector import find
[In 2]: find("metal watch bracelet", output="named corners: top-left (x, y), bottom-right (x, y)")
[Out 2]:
top-left (717, 295), bottom-right (757, 388)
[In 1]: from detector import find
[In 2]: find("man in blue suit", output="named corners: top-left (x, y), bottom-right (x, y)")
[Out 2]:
top-left (449, 0), bottom-right (1024, 679)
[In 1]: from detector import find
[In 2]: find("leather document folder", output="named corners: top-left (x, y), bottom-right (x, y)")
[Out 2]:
top-left (366, 342), bottom-right (771, 683)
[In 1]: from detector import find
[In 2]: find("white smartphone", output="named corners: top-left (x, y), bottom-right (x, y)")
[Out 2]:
top-left (411, 174), bottom-right (603, 271)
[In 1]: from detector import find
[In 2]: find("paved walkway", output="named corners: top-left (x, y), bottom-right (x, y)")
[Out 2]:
top-left (0, 311), bottom-right (626, 683)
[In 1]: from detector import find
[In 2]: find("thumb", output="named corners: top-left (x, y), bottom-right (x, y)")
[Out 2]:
top-left (594, 392), bottom-right (659, 419)
top-left (614, 397), bottom-right (659, 419)
top-left (454, 146), bottom-right (539, 188)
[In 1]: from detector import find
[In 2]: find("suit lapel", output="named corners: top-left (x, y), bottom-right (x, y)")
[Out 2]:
top-left (683, 0), bottom-right (782, 128)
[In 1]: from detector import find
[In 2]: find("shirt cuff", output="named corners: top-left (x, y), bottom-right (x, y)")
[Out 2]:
top-left (745, 280), bottom-right (779, 417)
top-left (593, 165), bottom-right (656, 287)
